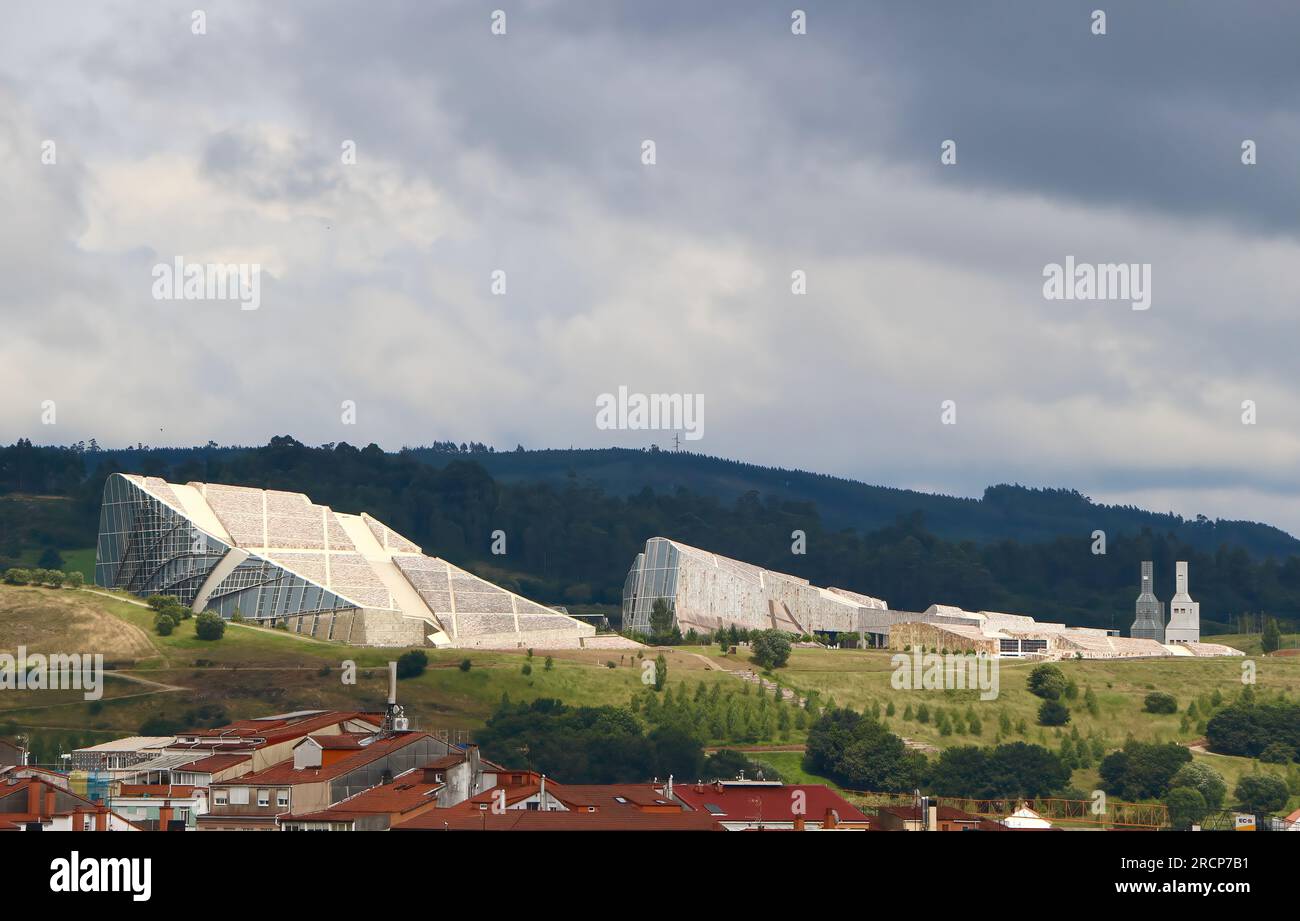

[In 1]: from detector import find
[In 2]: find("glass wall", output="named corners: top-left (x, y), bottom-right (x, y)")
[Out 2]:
top-left (621, 538), bottom-right (679, 634)
top-left (95, 474), bottom-right (227, 605)
top-left (95, 474), bottom-right (355, 622)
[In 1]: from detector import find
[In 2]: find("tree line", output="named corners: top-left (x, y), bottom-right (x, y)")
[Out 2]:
top-left (3, 437), bottom-right (1300, 631)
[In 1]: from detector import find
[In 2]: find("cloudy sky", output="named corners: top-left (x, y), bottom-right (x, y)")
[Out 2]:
top-left (4, 1), bottom-right (1300, 531)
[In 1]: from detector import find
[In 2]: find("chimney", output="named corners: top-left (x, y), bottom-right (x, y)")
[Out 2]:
top-left (69, 807), bottom-right (84, 831)
top-left (823, 807), bottom-right (838, 829)
top-left (539, 774), bottom-right (546, 807)
top-left (95, 808), bottom-right (108, 831)
top-left (26, 780), bottom-right (41, 816)
top-left (927, 804), bottom-right (939, 832)
top-left (159, 805), bottom-right (174, 829)
top-left (793, 813), bottom-right (805, 832)
top-left (666, 774), bottom-right (673, 799)
top-left (388, 661), bottom-right (397, 706)
top-left (45, 789), bottom-right (57, 818)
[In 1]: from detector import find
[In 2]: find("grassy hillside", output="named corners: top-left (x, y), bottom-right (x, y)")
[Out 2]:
top-left (2, 584), bottom-right (1295, 814)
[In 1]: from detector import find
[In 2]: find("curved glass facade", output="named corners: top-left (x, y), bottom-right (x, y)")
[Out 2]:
top-left (95, 473), bottom-right (228, 605)
top-left (95, 474), bottom-right (355, 621)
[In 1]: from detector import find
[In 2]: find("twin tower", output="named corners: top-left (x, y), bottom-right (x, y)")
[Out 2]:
top-left (1130, 560), bottom-right (1200, 644)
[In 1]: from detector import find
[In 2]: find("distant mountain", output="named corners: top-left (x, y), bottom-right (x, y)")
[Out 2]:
top-left (405, 446), bottom-right (1300, 559)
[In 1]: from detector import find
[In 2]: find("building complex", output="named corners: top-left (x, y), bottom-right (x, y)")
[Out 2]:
top-left (94, 473), bottom-right (633, 650)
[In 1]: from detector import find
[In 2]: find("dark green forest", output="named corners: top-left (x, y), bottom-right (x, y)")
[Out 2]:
top-left (2, 436), bottom-right (1298, 632)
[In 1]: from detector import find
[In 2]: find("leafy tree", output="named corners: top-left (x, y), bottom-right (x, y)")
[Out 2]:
top-left (1027, 664), bottom-right (1067, 700)
top-left (985, 741), bottom-right (1072, 798)
top-left (1170, 762), bottom-right (1227, 810)
top-left (1206, 700), bottom-right (1300, 761)
top-left (1099, 741), bottom-right (1192, 800)
top-left (803, 708), bottom-right (925, 792)
top-left (751, 629), bottom-right (792, 670)
top-left (1234, 774), bottom-right (1288, 814)
top-left (1164, 787), bottom-right (1208, 830)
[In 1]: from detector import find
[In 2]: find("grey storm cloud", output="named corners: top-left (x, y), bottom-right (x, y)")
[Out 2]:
top-left (2, 0), bottom-right (1300, 532)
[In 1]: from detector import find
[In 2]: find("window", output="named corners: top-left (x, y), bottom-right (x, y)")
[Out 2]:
top-left (277, 790), bottom-right (289, 807)
top-left (214, 789), bottom-right (229, 806)
top-left (257, 789), bottom-right (270, 807)
top-left (228, 787), bottom-right (249, 805)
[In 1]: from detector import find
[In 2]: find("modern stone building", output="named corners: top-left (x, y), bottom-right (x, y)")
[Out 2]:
top-left (621, 537), bottom-right (889, 637)
top-left (1164, 561), bottom-right (1202, 643)
top-left (620, 537), bottom-right (1237, 660)
top-left (1129, 561), bottom-right (1166, 642)
top-left (95, 473), bottom-right (606, 649)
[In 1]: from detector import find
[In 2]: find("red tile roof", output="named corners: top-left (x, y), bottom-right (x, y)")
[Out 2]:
top-left (214, 732), bottom-right (431, 786)
top-left (117, 784), bottom-right (204, 798)
top-left (304, 735), bottom-right (364, 751)
top-left (393, 810), bottom-right (722, 831)
top-left (879, 804), bottom-right (1009, 830)
top-left (672, 782), bottom-right (870, 824)
top-left (170, 711), bottom-right (382, 750)
top-left (175, 753), bottom-right (250, 773)
top-left (282, 772), bottom-right (444, 823)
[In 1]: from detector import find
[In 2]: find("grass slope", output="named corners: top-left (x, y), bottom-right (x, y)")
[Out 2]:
top-left (2, 585), bottom-right (1296, 813)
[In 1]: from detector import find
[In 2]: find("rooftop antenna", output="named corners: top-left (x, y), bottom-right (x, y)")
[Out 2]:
top-left (384, 661), bottom-right (409, 733)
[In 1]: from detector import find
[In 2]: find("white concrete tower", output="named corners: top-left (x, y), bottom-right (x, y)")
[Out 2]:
top-left (1164, 560), bottom-right (1201, 643)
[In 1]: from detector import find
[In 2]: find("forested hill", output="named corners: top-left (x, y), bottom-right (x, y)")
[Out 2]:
top-left (3, 437), bottom-right (1298, 632)
top-left (404, 446), bottom-right (1299, 559)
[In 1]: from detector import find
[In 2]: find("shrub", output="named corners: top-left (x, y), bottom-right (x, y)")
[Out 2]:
top-left (395, 649), bottom-right (428, 679)
top-left (62, 572), bottom-right (85, 589)
top-left (1037, 699), bottom-right (1071, 727)
top-left (194, 612), bottom-right (225, 641)
top-left (521, 662), bottom-right (533, 676)
top-left (2, 568), bottom-right (31, 585)
top-left (459, 658), bottom-right (472, 672)
top-left (154, 614), bottom-right (176, 636)
top-left (1144, 692), bottom-right (1178, 714)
